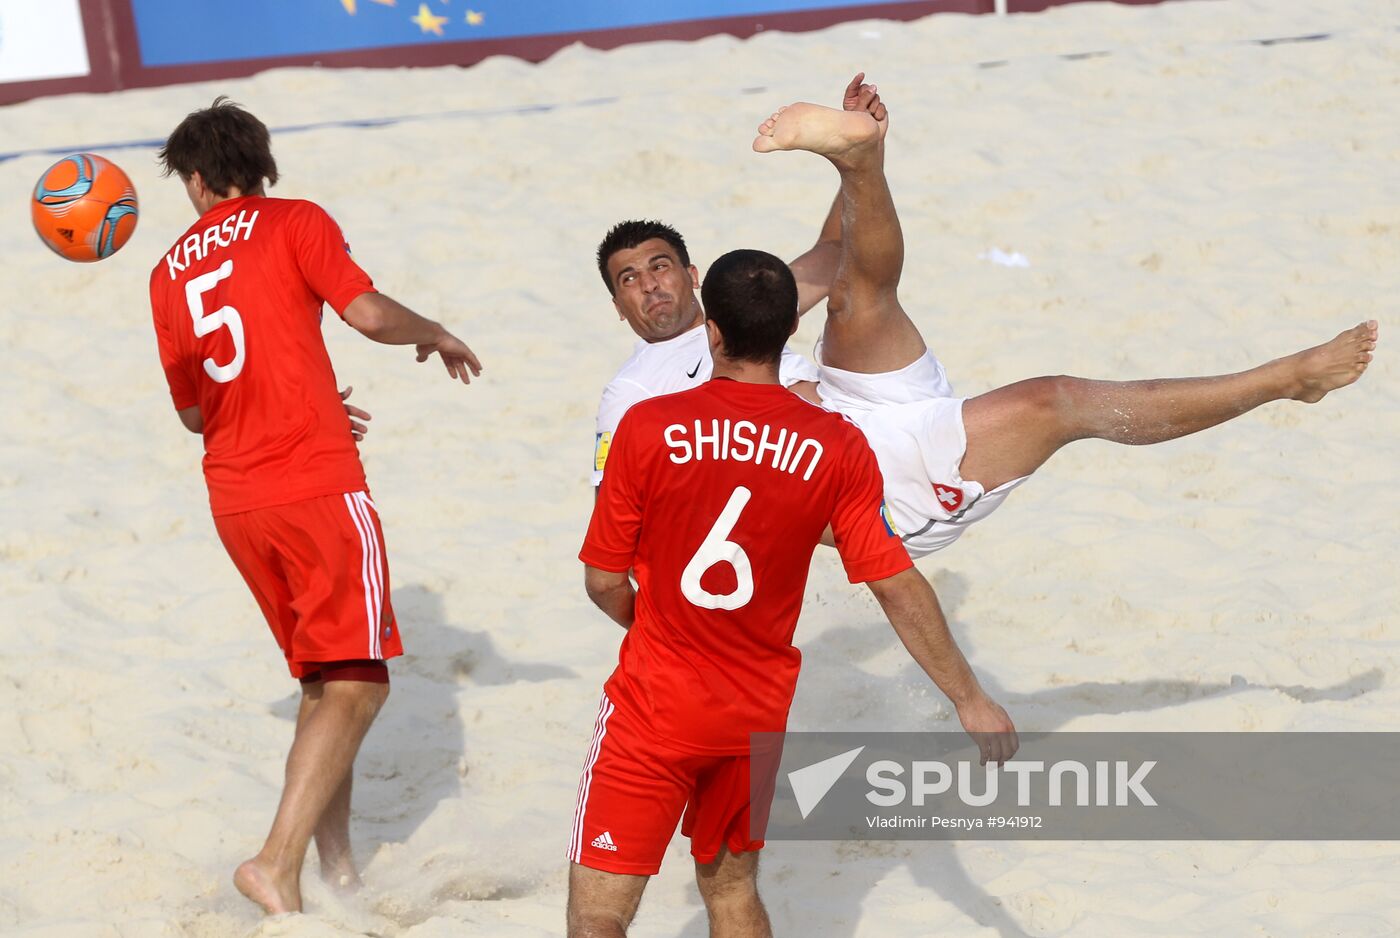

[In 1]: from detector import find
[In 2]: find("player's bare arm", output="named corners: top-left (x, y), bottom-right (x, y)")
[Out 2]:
top-left (789, 73), bottom-right (888, 316)
top-left (790, 193), bottom-right (841, 316)
top-left (584, 565), bottom-right (636, 630)
top-left (865, 567), bottom-right (1018, 766)
top-left (342, 292), bottom-right (483, 384)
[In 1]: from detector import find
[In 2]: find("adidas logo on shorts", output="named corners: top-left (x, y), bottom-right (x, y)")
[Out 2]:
top-left (590, 831), bottom-right (619, 852)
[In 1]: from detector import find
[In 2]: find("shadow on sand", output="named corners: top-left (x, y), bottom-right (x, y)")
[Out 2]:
top-left (272, 582), bottom-right (576, 856)
top-left (673, 570), bottom-right (1382, 938)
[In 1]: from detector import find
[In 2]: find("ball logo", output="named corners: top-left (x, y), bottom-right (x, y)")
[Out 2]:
top-left (99, 200), bottom-right (138, 257)
top-left (34, 154), bottom-right (95, 206)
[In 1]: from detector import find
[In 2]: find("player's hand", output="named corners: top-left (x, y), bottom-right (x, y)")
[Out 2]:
top-left (341, 386), bottom-right (372, 442)
top-left (415, 329), bottom-right (483, 385)
top-left (955, 692), bottom-right (1018, 767)
top-left (841, 72), bottom-right (888, 138)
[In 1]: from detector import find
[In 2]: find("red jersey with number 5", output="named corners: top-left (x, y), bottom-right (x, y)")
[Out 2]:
top-left (580, 378), bottom-right (912, 754)
top-left (150, 196), bottom-right (374, 516)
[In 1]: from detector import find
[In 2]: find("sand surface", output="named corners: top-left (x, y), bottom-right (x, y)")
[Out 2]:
top-left (1, 0), bottom-right (1397, 934)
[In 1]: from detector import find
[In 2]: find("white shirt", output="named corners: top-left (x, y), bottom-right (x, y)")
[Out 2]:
top-left (593, 325), bottom-right (820, 485)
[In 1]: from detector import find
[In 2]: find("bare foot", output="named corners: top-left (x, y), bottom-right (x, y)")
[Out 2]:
top-left (319, 854), bottom-right (364, 895)
top-left (753, 103), bottom-right (881, 162)
top-left (1287, 320), bottom-right (1378, 403)
top-left (841, 71), bottom-right (889, 141)
top-left (235, 857), bottom-right (302, 915)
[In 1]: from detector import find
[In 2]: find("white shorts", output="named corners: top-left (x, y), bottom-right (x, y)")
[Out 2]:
top-left (814, 341), bottom-right (954, 416)
top-left (816, 346), bottom-right (1026, 559)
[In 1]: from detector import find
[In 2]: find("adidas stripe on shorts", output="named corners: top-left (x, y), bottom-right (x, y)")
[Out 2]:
top-left (214, 490), bottom-right (402, 679)
top-left (569, 692), bottom-right (764, 876)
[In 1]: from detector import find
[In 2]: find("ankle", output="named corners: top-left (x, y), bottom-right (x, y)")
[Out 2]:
top-left (251, 847), bottom-right (303, 881)
top-left (1268, 356), bottom-right (1306, 399)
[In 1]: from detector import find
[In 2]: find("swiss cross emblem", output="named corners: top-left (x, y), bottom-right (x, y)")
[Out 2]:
top-left (932, 483), bottom-right (965, 513)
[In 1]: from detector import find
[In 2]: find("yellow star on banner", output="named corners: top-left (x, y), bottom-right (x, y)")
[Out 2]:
top-left (466, 9), bottom-right (484, 25)
top-left (411, 2), bottom-right (448, 34)
top-left (341, 0), bottom-right (356, 13)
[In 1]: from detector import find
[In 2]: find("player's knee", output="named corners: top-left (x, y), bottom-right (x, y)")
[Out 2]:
top-left (828, 275), bottom-right (896, 318)
top-left (695, 861), bottom-right (761, 911)
top-left (1025, 375), bottom-right (1079, 421)
top-left (567, 865), bottom-right (642, 937)
top-left (567, 904), bottom-right (632, 938)
top-left (700, 881), bottom-right (763, 916)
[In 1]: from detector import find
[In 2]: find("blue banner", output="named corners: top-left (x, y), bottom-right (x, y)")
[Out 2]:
top-left (131, 1), bottom-right (922, 67)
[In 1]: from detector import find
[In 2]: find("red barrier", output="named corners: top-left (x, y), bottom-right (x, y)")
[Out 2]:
top-left (0, 0), bottom-right (1173, 107)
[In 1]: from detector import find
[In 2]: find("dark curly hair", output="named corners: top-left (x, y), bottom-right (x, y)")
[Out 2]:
top-left (700, 249), bottom-right (797, 365)
top-left (159, 97), bottom-right (279, 197)
top-left (595, 219), bottom-right (690, 294)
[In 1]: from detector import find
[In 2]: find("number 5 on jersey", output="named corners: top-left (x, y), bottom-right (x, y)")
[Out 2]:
top-left (185, 259), bottom-right (245, 382)
top-left (681, 486), bottom-right (754, 611)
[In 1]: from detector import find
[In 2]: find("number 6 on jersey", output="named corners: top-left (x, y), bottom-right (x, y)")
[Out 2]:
top-left (185, 258), bottom-right (245, 382)
top-left (680, 486), bottom-right (755, 610)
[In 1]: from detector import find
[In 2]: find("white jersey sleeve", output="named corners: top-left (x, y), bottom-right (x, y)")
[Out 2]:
top-left (779, 348), bottom-right (819, 387)
top-left (593, 376), bottom-right (651, 486)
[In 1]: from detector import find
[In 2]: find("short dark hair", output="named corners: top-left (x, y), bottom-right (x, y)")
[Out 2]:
top-left (596, 220), bottom-right (690, 294)
top-left (159, 97), bottom-right (278, 197)
top-left (700, 249), bottom-right (798, 365)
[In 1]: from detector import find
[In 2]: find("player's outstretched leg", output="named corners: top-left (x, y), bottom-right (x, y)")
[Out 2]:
top-left (754, 102), bottom-right (926, 374)
top-left (959, 321), bottom-right (1379, 491)
top-left (567, 864), bottom-right (648, 937)
top-left (695, 849), bottom-right (772, 938)
top-left (234, 678), bottom-right (389, 914)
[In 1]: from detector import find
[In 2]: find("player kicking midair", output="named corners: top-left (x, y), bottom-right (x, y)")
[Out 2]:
top-left (571, 250), bottom-right (1016, 937)
top-left (596, 80), bottom-right (1376, 561)
top-left (149, 99), bottom-right (481, 915)
top-left (752, 96), bottom-right (1376, 558)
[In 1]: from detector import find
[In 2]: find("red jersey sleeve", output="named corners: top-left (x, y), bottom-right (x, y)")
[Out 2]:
top-left (830, 428), bottom-right (913, 584)
top-left (150, 280), bottom-right (196, 410)
top-left (288, 202), bottom-right (376, 317)
top-left (580, 411), bottom-right (649, 572)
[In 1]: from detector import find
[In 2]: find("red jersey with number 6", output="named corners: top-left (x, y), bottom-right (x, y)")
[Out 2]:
top-left (150, 196), bottom-right (374, 517)
top-left (580, 378), bottom-right (912, 755)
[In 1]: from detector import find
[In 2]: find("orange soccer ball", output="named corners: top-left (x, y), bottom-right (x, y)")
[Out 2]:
top-left (31, 153), bottom-right (140, 262)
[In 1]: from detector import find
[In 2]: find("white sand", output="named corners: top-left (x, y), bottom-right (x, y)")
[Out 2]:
top-left (1, 0), bottom-right (1397, 934)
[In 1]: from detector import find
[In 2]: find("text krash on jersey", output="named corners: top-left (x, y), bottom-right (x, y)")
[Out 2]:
top-left (164, 209), bottom-right (259, 279)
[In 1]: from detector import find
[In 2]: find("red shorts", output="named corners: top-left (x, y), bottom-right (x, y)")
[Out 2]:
top-left (214, 490), bottom-right (402, 679)
top-left (568, 692), bottom-right (765, 876)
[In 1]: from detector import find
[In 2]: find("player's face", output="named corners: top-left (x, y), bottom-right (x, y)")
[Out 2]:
top-left (607, 239), bottom-right (702, 342)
